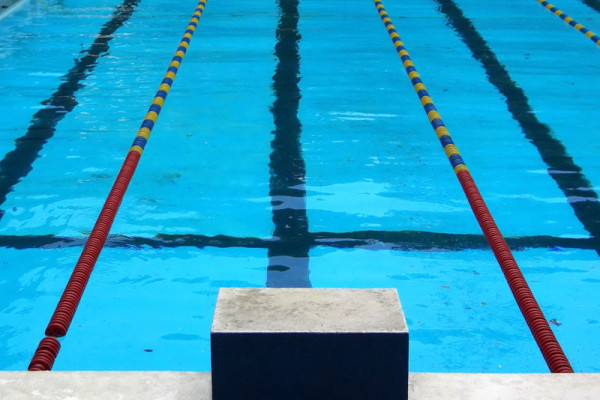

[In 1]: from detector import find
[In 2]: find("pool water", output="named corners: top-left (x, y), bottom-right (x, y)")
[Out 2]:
top-left (1, 0), bottom-right (599, 372)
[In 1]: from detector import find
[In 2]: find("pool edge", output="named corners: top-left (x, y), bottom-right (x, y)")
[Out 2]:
top-left (1, 371), bottom-right (599, 399)
top-left (0, 0), bottom-right (27, 21)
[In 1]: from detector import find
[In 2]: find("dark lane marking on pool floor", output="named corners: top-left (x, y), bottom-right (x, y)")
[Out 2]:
top-left (582, 0), bottom-right (600, 13)
top-left (434, 0), bottom-right (600, 246)
top-left (1, 232), bottom-right (596, 253)
top-left (267, 0), bottom-right (311, 288)
top-left (0, 0), bottom-right (141, 220)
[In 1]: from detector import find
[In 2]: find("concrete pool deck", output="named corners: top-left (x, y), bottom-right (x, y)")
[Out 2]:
top-left (0, 0), bottom-right (27, 20)
top-left (0, 0), bottom-right (25, 11)
top-left (1, 371), bottom-right (599, 399)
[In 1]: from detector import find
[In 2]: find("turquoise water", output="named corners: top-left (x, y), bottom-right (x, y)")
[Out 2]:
top-left (1, 0), bottom-right (599, 372)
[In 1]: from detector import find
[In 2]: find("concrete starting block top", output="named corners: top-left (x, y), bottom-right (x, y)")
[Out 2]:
top-left (211, 287), bottom-right (408, 333)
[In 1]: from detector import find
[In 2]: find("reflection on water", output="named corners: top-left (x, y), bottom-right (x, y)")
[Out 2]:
top-left (306, 182), bottom-right (467, 217)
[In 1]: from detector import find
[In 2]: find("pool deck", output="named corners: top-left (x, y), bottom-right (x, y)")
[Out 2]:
top-left (0, 0), bottom-right (26, 20)
top-left (1, 371), bottom-right (599, 399)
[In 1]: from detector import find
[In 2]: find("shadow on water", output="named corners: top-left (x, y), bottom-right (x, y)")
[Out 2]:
top-left (266, 0), bottom-right (311, 288)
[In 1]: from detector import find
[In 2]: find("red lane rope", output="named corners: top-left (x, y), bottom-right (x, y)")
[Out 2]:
top-left (28, 337), bottom-right (61, 371)
top-left (373, 0), bottom-right (573, 373)
top-left (28, 0), bottom-right (208, 371)
top-left (45, 151), bottom-right (141, 338)
top-left (457, 171), bottom-right (573, 373)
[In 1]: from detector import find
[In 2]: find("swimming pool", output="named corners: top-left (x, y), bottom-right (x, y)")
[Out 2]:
top-left (1, 0), bottom-right (599, 373)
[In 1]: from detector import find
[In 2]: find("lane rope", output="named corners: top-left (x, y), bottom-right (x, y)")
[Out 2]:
top-left (373, 0), bottom-right (574, 373)
top-left (28, 0), bottom-right (208, 371)
top-left (536, 0), bottom-right (600, 46)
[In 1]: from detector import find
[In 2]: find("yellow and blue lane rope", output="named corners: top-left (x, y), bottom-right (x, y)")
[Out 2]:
top-left (373, 2), bottom-right (467, 176)
top-left (373, 0), bottom-right (573, 373)
top-left (536, 0), bottom-right (600, 46)
top-left (130, 1), bottom-right (206, 155)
